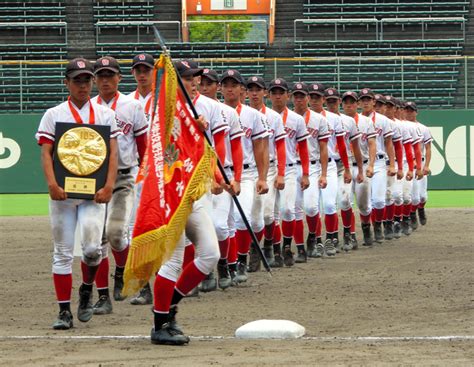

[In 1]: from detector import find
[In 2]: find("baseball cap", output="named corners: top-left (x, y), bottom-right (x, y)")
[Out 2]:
top-left (359, 88), bottom-right (375, 99)
top-left (341, 91), bottom-right (359, 101)
top-left (65, 58), bottom-right (94, 78)
top-left (94, 56), bottom-right (121, 74)
top-left (220, 69), bottom-right (244, 84)
top-left (201, 68), bottom-right (219, 82)
top-left (131, 53), bottom-right (154, 69)
top-left (374, 94), bottom-right (386, 104)
top-left (174, 60), bottom-right (203, 77)
top-left (404, 101), bottom-right (418, 111)
top-left (291, 82), bottom-right (309, 95)
top-left (268, 78), bottom-right (289, 92)
top-left (384, 95), bottom-right (397, 106)
top-left (246, 76), bottom-right (266, 89)
top-left (308, 83), bottom-right (325, 96)
top-left (324, 87), bottom-right (340, 100)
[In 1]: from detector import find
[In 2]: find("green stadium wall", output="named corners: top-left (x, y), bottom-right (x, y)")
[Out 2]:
top-left (0, 110), bottom-right (473, 193)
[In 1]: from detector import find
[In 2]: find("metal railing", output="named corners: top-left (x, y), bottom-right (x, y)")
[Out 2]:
top-left (0, 21), bottom-right (68, 44)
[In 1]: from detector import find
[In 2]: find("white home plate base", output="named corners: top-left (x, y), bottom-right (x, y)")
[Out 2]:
top-left (235, 320), bottom-right (305, 339)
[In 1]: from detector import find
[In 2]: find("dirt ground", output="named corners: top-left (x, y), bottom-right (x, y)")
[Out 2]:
top-left (0, 208), bottom-right (473, 366)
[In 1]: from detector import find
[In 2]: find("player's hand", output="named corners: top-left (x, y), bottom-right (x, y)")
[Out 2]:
top-left (94, 185), bottom-right (113, 204)
top-left (423, 166), bottom-right (431, 176)
top-left (366, 165), bottom-right (374, 178)
top-left (388, 166), bottom-right (397, 177)
top-left (416, 168), bottom-right (423, 180)
top-left (256, 178), bottom-right (269, 195)
top-left (274, 175), bottom-right (285, 190)
top-left (343, 168), bottom-right (352, 184)
top-left (49, 183), bottom-right (67, 201)
top-left (356, 170), bottom-right (364, 184)
top-left (406, 170), bottom-right (413, 181)
top-left (227, 180), bottom-right (241, 196)
top-left (318, 175), bottom-right (327, 189)
top-left (396, 168), bottom-right (404, 180)
top-left (195, 115), bottom-right (209, 132)
top-left (211, 180), bottom-right (224, 195)
top-left (300, 175), bottom-right (310, 191)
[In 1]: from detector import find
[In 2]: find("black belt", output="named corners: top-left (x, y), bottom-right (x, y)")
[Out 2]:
top-left (269, 159), bottom-right (275, 164)
top-left (376, 154), bottom-right (385, 160)
top-left (118, 167), bottom-right (132, 174)
top-left (353, 159), bottom-right (368, 167)
top-left (296, 160), bottom-right (319, 166)
top-left (228, 163), bottom-right (250, 171)
top-left (287, 163), bottom-right (296, 167)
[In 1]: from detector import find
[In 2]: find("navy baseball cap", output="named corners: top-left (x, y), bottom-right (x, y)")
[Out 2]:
top-left (404, 101), bottom-right (418, 111)
top-left (359, 88), bottom-right (375, 99)
top-left (246, 76), bottom-right (266, 89)
top-left (94, 56), bottom-right (121, 74)
top-left (220, 69), bottom-right (244, 84)
top-left (291, 82), bottom-right (309, 95)
top-left (384, 95), bottom-right (397, 106)
top-left (268, 78), bottom-right (289, 92)
top-left (324, 87), bottom-right (340, 100)
top-left (201, 68), bottom-right (219, 82)
top-left (174, 60), bottom-right (203, 77)
top-left (308, 83), bottom-right (325, 96)
top-left (65, 58), bottom-right (94, 78)
top-left (132, 53), bottom-right (154, 69)
top-left (374, 94), bottom-right (386, 104)
top-left (341, 91), bottom-right (358, 101)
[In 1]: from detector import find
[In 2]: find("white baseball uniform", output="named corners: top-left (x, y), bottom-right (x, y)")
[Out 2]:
top-left (412, 121), bottom-right (433, 205)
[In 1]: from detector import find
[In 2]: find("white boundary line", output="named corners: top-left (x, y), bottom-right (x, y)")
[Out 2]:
top-left (1, 335), bottom-right (473, 342)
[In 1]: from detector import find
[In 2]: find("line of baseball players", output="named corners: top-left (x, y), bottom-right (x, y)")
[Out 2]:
top-left (38, 54), bottom-right (432, 345)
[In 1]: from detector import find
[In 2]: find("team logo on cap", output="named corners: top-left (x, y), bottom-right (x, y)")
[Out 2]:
top-left (101, 59), bottom-right (110, 66)
top-left (77, 61), bottom-right (85, 68)
top-left (328, 89), bottom-right (334, 95)
top-left (228, 70), bottom-right (234, 76)
top-left (181, 61), bottom-right (190, 68)
top-left (362, 89), bottom-right (368, 94)
top-left (252, 76), bottom-right (258, 82)
top-left (313, 85), bottom-right (319, 90)
top-left (296, 83), bottom-right (302, 89)
top-left (275, 79), bottom-right (281, 85)
top-left (203, 68), bottom-right (209, 73)
top-left (139, 54), bottom-right (146, 60)
top-left (386, 96), bottom-right (392, 100)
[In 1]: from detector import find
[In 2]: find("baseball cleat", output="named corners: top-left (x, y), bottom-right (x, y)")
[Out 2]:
top-left (374, 222), bottom-right (384, 243)
top-left (248, 247), bottom-right (261, 273)
top-left (361, 223), bottom-right (373, 246)
top-left (324, 239), bottom-right (336, 257)
top-left (342, 232), bottom-right (353, 252)
top-left (402, 218), bottom-right (412, 236)
top-left (333, 238), bottom-right (342, 253)
top-left (283, 246), bottom-right (295, 266)
top-left (410, 212), bottom-right (419, 230)
top-left (418, 208), bottom-right (427, 225)
top-left (393, 221), bottom-right (402, 239)
top-left (306, 239), bottom-right (317, 258)
top-left (130, 283), bottom-right (153, 305)
top-left (92, 295), bottom-right (113, 315)
top-left (235, 261), bottom-right (248, 283)
top-left (295, 248), bottom-right (307, 263)
top-left (150, 325), bottom-right (189, 346)
top-left (186, 287), bottom-right (199, 297)
top-left (217, 262), bottom-right (232, 290)
top-left (77, 285), bottom-right (94, 323)
top-left (168, 306), bottom-right (188, 340)
top-left (200, 271), bottom-right (217, 292)
top-left (270, 254), bottom-right (284, 268)
top-left (263, 241), bottom-right (274, 264)
top-left (384, 221), bottom-right (394, 240)
top-left (53, 310), bottom-right (73, 330)
top-left (315, 243), bottom-right (325, 258)
top-left (113, 275), bottom-right (126, 301)
top-left (350, 234), bottom-right (359, 250)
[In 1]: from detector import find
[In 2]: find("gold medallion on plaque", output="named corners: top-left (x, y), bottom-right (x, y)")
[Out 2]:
top-left (57, 127), bottom-right (107, 176)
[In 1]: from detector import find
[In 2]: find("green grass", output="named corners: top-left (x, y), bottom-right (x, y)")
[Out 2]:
top-left (0, 190), bottom-right (473, 216)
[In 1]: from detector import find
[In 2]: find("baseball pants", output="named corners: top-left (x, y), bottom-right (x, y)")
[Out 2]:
top-left (419, 175), bottom-right (428, 203)
top-left (212, 168), bottom-right (234, 241)
top-left (411, 176), bottom-right (421, 206)
top-left (337, 161), bottom-right (353, 211)
top-left (352, 164), bottom-right (372, 217)
top-left (371, 158), bottom-right (387, 210)
top-left (50, 199), bottom-right (106, 274)
top-left (234, 167), bottom-right (257, 231)
top-left (320, 160), bottom-right (338, 215)
top-left (158, 202), bottom-right (220, 282)
top-left (301, 161), bottom-right (322, 217)
top-left (279, 164), bottom-right (298, 222)
top-left (386, 172), bottom-right (403, 207)
top-left (251, 163), bottom-right (278, 232)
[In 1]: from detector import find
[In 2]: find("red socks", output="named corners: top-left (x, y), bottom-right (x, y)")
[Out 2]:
top-left (175, 261), bottom-right (207, 295)
top-left (264, 222), bottom-right (275, 241)
top-left (374, 208), bottom-right (384, 223)
top-left (403, 204), bottom-right (412, 217)
top-left (395, 204), bottom-right (403, 218)
top-left (53, 273), bottom-right (72, 303)
top-left (385, 204), bottom-right (395, 221)
top-left (236, 229), bottom-right (251, 255)
top-left (350, 211), bottom-right (356, 234)
top-left (306, 214), bottom-right (319, 234)
top-left (411, 204), bottom-right (418, 214)
top-left (294, 220), bottom-right (304, 245)
top-left (341, 209), bottom-right (352, 229)
top-left (316, 215), bottom-right (322, 238)
top-left (273, 223), bottom-right (282, 244)
top-left (419, 201), bottom-right (426, 209)
top-left (81, 261), bottom-right (98, 285)
top-left (254, 229), bottom-right (264, 243)
top-left (360, 213), bottom-right (371, 224)
top-left (228, 236), bottom-right (237, 264)
top-left (183, 244), bottom-right (195, 268)
top-left (325, 213), bottom-right (338, 234)
top-left (281, 220), bottom-right (295, 238)
top-left (111, 246), bottom-right (129, 268)
top-left (153, 274), bottom-right (175, 313)
top-left (95, 257), bottom-right (109, 289)
top-left (218, 238), bottom-right (230, 260)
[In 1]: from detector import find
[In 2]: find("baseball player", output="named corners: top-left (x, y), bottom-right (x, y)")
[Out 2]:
top-left (151, 62), bottom-right (222, 345)
top-left (341, 91), bottom-right (377, 247)
top-left (291, 82), bottom-right (330, 260)
top-left (358, 88), bottom-right (396, 244)
top-left (90, 56), bottom-right (148, 314)
top-left (220, 69), bottom-right (269, 282)
top-left (308, 83), bottom-right (352, 256)
top-left (324, 88), bottom-right (364, 251)
top-left (404, 101), bottom-right (432, 228)
top-left (268, 78), bottom-right (310, 266)
top-left (127, 53), bottom-right (155, 305)
top-left (246, 75), bottom-right (287, 270)
top-left (198, 68), bottom-right (244, 290)
top-left (36, 58), bottom-right (120, 329)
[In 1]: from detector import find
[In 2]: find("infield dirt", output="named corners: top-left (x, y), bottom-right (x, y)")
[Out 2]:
top-left (0, 208), bottom-right (473, 366)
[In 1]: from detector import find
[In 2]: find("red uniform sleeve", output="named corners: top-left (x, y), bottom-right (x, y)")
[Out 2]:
top-left (230, 137), bottom-right (243, 182)
top-left (276, 138), bottom-right (286, 177)
top-left (136, 133), bottom-right (148, 163)
top-left (214, 166), bottom-right (224, 184)
top-left (38, 137), bottom-right (54, 145)
top-left (336, 135), bottom-right (350, 169)
top-left (213, 130), bottom-right (226, 165)
top-left (393, 140), bottom-right (403, 171)
top-left (297, 140), bottom-right (309, 176)
top-left (404, 142), bottom-right (414, 171)
top-left (413, 142), bottom-right (422, 170)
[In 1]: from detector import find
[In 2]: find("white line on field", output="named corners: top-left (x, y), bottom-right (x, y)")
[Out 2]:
top-left (1, 335), bottom-right (473, 342)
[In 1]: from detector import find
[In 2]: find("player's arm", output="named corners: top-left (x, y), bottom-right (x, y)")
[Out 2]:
top-left (319, 138), bottom-right (328, 188)
top-left (95, 138), bottom-right (118, 204)
top-left (403, 141), bottom-right (414, 181)
top-left (275, 138), bottom-right (286, 190)
top-left (297, 140), bottom-right (310, 190)
top-left (351, 138), bottom-right (364, 183)
top-left (213, 130), bottom-right (227, 165)
top-left (423, 142), bottom-right (431, 176)
top-left (366, 137), bottom-right (376, 178)
top-left (336, 134), bottom-right (352, 183)
top-left (413, 141), bottom-right (423, 179)
top-left (384, 136), bottom-right (396, 176)
top-left (41, 143), bottom-right (67, 201)
top-left (136, 132), bottom-right (148, 163)
top-left (229, 136), bottom-right (243, 195)
top-left (393, 139), bottom-right (404, 179)
top-left (253, 137), bottom-right (269, 194)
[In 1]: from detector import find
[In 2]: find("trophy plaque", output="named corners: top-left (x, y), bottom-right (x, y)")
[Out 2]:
top-left (53, 122), bottom-right (111, 199)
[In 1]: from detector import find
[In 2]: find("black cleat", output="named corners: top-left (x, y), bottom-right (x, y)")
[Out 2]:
top-left (235, 261), bottom-right (248, 283)
top-left (402, 217), bottom-right (412, 236)
top-left (248, 246), bottom-right (261, 273)
top-left (418, 208), bottom-right (427, 225)
top-left (270, 254), bottom-right (284, 268)
top-left (283, 246), bottom-right (295, 267)
top-left (113, 275), bottom-right (126, 301)
top-left (150, 324), bottom-right (189, 345)
top-left (393, 221), bottom-right (402, 239)
top-left (362, 223), bottom-right (374, 246)
top-left (263, 240), bottom-right (274, 264)
top-left (410, 212), bottom-right (418, 231)
top-left (307, 237), bottom-right (317, 258)
top-left (295, 248), bottom-right (307, 263)
top-left (93, 295), bottom-right (113, 315)
top-left (374, 222), bottom-right (384, 243)
top-left (217, 262), bottom-right (232, 290)
top-left (130, 283), bottom-right (153, 305)
top-left (53, 310), bottom-right (73, 330)
top-left (200, 271), bottom-right (217, 292)
top-left (350, 234), bottom-right (358, 250)
top-left (77, 285), bottom-right (93, 323)
top-left (384, 221), bottom-right (394, 241)
top-left (168, 306), bottom-right (188, 341)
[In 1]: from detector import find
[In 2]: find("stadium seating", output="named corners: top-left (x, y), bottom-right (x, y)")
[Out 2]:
top-left (0, 1), bottom-right (65, 22)
top-left (93, 1), bottom-right (154, 22)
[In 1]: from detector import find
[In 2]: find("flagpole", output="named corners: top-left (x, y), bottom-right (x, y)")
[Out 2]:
top-left (153, 27), bottom-right (272, 276)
